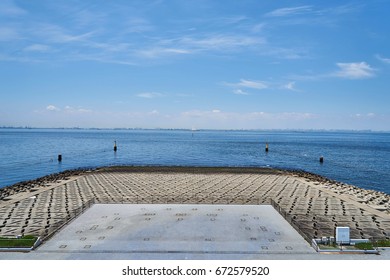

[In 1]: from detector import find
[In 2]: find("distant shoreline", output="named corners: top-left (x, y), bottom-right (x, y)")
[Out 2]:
top-left (1, 127), bottom-right (388, 133)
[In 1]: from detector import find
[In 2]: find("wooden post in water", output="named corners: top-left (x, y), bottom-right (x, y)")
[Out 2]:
top-left (319, 156), bottom-right (324, 163)
top-left (58, 154), bottom-right (62, 162)
top-left (114, 140), bottom-right (117, 152)
top-left (265, 143), bottom-right (269, 152)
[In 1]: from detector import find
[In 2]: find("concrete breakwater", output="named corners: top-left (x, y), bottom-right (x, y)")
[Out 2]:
top-left (0, 169), bottom-right (89, 200)
top-left (0, 166), bottom-right (389, 242)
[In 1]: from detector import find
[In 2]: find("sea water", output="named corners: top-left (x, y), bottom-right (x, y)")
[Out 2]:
top-left (0, 128), bottom-right (389, 194)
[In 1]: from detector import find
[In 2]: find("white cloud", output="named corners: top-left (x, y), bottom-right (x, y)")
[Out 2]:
top-left (138, 48), bottom-right (191, 58)
top-left (142, 34), bottom-right (266, 58)
top-left (226, 79), bottom-right (301, 93)
top-left (252, 23), bottom-right (266, 33)
top-left (24, 44), bottom-right (51, 52)
top-left (0, 0), bottom-right (26, 16)
top-left (224, 79), bottom-right (268, 90)
top-left (333, 62), bottom-right (375, 79)
top-left (33, 23), bottom-right (94, 43)
top-left (223, 79), bottom-right (267, 95)
top-left (265, 6), bottom-right (313, 17)
top-left (212, 109), bottom-right (221, 113)
top-left (148, 110), bottom-right (159, 115)
top-left (0, 27), bottom-right (19, 41)
top-left (353, 113), bottom-right (376, 119)
top-left (46, 105), bottom-right (60, 111)
top-left (282, 81), bottom-right (297, 91)
top-left (276, 112), bottom-right (316, 120)
top-left (189, 36), bottom-right (247, 49)
top-left (376, 54), bottom-right (390, 64)
top-left (77, 108), bottom-right (92, 113)
top-left (264, 4), bottom-right (361, 28)
top-left (238, 79), bottom-right (268, 89)
top-left (179, 35), bottom-right (265, 51)
top-left (125, 18), bottom-right (154, 33)
top-left (233, 89), bottom-right (249, 95)
top-left (136, 92), bottom-right (163, 99)
top-left (44, 105), bottom-right (93, 114)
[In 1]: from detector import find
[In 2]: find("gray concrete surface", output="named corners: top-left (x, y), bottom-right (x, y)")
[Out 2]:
top-left (37, 204), bottom-right (315, 255)
top-left (2, 204), bottom-right (389, 260)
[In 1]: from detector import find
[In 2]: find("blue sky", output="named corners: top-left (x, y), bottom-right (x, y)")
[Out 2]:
top-left (1, 0), bottom-right (390, 130)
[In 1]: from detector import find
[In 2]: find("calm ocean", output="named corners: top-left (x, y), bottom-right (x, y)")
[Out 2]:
top-left (0, 128), bottom-right (389, 194)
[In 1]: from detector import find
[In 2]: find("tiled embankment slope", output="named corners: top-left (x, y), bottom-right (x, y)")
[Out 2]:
top-left (0, 167), bottom-right (389, 241)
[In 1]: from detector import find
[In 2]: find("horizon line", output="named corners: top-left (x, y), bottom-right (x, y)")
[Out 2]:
top-left (1, 126), bottom-right (389, 133)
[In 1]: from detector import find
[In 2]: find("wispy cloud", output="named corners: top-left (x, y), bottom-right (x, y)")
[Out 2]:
top-left (32, 23), bottom-right (95, 44)
top-left (333, 62), bottom-right (376, 79)
top-left (178, 35), bottom-right (265, 51)
top-left (221, 15), bottom-right (248, 25)
top-left (46, 105), bottom-right (60, 112)
top-left (328, 4), bottom-right (363, 16)
top-left (138, 48), bottom-right (191, 58)
top-left (291, 62), bottom-right (376, 81)
top-left (226, 79), bottom-right (268, 90)
top-left (0, 27), bottom-right (20, 41)
top-left (64, 106), bottom-right (93, 114)
top-left (352, 113), bottom-right (376, 119)
top-left (265, 6), bottom-right (313, 17)
top-left (225, 79), bottom-right (301, 93)
top-left (125, 18), bottom-right (155, 33)
top-left (251, 23), bottom-right (266, 33)
top-left (238, 79), bottom-right (268, 89)
top-left (0, 0), bottom-right (27, 16)
top-left (24, 44), bottom-right (51, 52)
top-left (222, 79), bottom-right (268, 96)
top-left (45, 105), bottom-right (92, 113)
top-left (376, 54), bottom-right (390, 64)
top-left (264, 4), bottom-right (361, 27)
top-left (136, 34), bottom-right (266, 60)
top-left (136, 92), bottom-right (163, 99)
top-left (282, 81), bottom-right (298, 91)
top-left (233, 89), bottom-right (249, 95)
top-left (266, 4), bottom-right (360, 18)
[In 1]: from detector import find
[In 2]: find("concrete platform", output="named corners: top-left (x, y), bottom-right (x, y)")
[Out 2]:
top-left (35, 204), bottom-right (315, 258)
top-left (1, 167), bottom-right (390, 259)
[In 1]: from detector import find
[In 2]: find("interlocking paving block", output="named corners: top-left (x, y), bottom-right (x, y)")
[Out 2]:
top-left (2, 171), bottom-right (389, 244)
top-left (26, 218), bottom-right (49, 227)
top-left (23, 227), bottom-right (44, 235)
top-left (377, 221), bottom-right (390, 227)
top-left (50, 213), bottom-right (68, 219)
top-left (12, 212), bottom-right (30, 219)
top-left (1, 227), bottom-right (21, 235)
top-left (5, 219), bottom-right (26, 227)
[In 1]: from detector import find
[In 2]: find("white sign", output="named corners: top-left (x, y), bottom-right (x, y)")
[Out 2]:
top-left (335, 226), bottom-right (350, 244)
